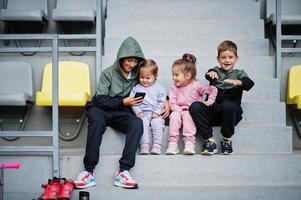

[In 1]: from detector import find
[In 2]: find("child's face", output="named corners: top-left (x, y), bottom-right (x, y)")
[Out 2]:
top-left (217, 50), bottom-right (238, 72)
top-left (172, 65), bottom-right (191, 87)
top-left (121, 57), bottom-right (138, 75)
top-left (139, 68), bottom-right (157, 87)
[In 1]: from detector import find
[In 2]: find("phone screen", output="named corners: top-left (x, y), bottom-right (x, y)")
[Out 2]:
top-left (134, 92), bottom-right (146, 99)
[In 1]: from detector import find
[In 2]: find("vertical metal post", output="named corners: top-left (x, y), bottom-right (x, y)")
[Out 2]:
top-left (52, 35), bottom-right (60, 177)
top-left (276, 0), bottom-right (282, 101)
top-left (96, 0), bottom-right (103, 86)
top-left (0, 169), bottom-right (3, 200)
top-left (276, 0), bottom-right (281, 80)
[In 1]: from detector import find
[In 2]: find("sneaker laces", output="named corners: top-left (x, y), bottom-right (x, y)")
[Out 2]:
top-left (222, 138), bottom-right (231, 147)
top-left (119, 171), bottom-right (135, 182)
top-left (77, 171), bottom-right (91, 180)
top-left (204, 140), bottom-right (214, 148)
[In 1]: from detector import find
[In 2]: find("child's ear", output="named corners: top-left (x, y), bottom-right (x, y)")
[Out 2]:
top-left (185, 73), bottom-right (192, 79)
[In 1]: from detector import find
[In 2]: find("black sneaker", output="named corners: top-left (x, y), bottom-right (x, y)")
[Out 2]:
top-left (221, 138), bottom-right (233, 155)
top-left (201, 140), bottom-right (217, 155)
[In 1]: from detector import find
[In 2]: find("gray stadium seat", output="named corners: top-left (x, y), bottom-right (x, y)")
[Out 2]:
top-left (0, 0), bottom-right (48, 22)
top-left (0, 61), bottom-right (33, 139)
top-left (266, 0), bottom-right (301, 25)
top-left (0, 61), bottom-right (33, 106)
top-left (52, 0), bottom-right (96, 22)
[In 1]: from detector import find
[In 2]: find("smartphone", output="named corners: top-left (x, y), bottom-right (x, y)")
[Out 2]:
top-left (134, 92), bottom-right (146, 99)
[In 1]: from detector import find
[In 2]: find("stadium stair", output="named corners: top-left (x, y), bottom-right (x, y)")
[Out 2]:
top-left (1, 0), bottom-right (301, 199)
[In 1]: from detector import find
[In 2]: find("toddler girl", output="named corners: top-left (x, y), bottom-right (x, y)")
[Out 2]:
top-left (130, 59), bottom-right (166, 155)
top-left (166, 53), bottom-right (217, 155)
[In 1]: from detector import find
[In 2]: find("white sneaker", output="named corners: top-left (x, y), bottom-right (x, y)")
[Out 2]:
top-left (183, 142), bottom-right (195, 155)
top-left (74, 171), bottom-right (96, 189)
top-left (150, 144), bottom-right (162, 155)
top-left (165, 142), bottom-right (179, 155)
top-left (139, 144), bottom-right (150, 155)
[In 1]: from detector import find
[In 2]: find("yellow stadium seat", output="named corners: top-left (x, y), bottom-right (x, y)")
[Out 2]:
top-left (287, 65), bottom-right (301, 109)
top-left (36, 61), bottom-right (91, 106)
top-left (36, 61), bottom-right (91, 141)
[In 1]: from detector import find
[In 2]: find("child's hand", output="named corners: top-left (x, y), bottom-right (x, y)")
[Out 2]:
top-left (224, 79), bottom-right (242, 86)
top-left (137, 112), bottom-right (145, 118)
top-left (161, 100), bottom-right (170, 119)
top-left (203, 100), bottom-right (213, 107)
top-left (151, 112), bottom-right (159, 119)
top-left (206, 71), bottom-right (218, 79)
top-left (123, 96), bottom-right (143, 106)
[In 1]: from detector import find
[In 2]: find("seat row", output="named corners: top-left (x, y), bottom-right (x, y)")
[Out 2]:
top-left (0, 0), bottom-right (97, 23)
top-left (1, 61), bottom-right (301, 140)
top-left (0, 61), bottom-right (91, 141)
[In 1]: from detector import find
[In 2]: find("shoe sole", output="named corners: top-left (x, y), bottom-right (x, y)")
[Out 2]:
top-left (221, 151), bottom-right (233, 155)
top-left (114, 181), bottom-right (139, 189)
top-left (183, 150), bottom-right (195, 155)
top-left (165, 151), bottom-right (179, 155)
top-left (201, 149), bottom-right (217, 155)
top-left (75, 181), bottom-right (96, 189)
top-left (150, 151), bottom-right (161, 155)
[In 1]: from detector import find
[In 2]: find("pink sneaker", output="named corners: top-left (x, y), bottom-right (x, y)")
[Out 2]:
top-left (139, 144), bottom-right (150, 155)
top-left (74, 171), bottom-right (96, 189)
top-left (150, 144), bottom-right (162, 155)
top-left (114, 171), bottom-right (138, 189)
top-left (165, 142), bottom-right (179, 155)
top-left (183, 141), bottom-right (195, 155)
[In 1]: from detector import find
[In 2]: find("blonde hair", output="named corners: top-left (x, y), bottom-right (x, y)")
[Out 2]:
top-left (140, 59), bottom-right (158, 76)
top-left (172, 53), bottom-right (197, 80)
top-left (217, 40), bottom-right (238, 58)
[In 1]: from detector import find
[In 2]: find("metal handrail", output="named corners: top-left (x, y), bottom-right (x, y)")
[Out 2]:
top-left (275, 0), bottom-right (301, 80)
top-left (275, 0), bottom-right (301, 138)
top-left (0, 0), bottom-right (105, 177)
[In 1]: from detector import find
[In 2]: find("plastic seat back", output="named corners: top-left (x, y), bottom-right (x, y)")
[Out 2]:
top-left (266, 0), bottom-right (301, 25)
top-left (52, 0), bottom-right (96, 21)
top-left (287, 65), bottom-right (301, 109)
top-left (36, 61), bottom-right (91, 106)
top-left (0, 0), bottom-right (48, 21)
top-left (0, 61), bottom-right (33, 106)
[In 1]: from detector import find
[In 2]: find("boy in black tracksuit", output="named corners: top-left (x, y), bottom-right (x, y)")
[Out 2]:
top-left (189, 40), bottom-right (254, 155)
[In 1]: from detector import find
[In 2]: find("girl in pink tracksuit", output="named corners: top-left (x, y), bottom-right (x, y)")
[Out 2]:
top-left (165, 53), bottom-right (218, 155)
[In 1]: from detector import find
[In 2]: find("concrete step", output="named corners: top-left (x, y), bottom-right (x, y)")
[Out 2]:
top-left (156, 78), bottom-right (280, 102)
top-left (0, 112), bottom-right (292, 155)
top-left (2, 154), bottom-right (301, 200)
top-left (107, 1), bottom-right (260, 20)
top-left (104, 38), bottom-right (269, 56)
top-left (96, 124), bottom-right (292, 155)
top-left (74, 185), bottom-right (301, 200)
top-left (63, 153), bottom-right (300, 186)
top-left (5, 185), bottom-right (301, 200)
top-left (105, 19), bottom-right (264, 40)
top-left (101, 56), bottom-right (275, 79)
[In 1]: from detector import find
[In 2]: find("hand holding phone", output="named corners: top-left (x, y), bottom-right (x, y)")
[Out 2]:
top-left (134, 92), bottom-right (146, 99)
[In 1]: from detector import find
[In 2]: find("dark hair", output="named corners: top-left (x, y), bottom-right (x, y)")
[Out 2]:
top-left (172, 53), bottom-right (197, 80)
top-left (140, 59), bottom-right (158, 76)
top-left (217, 40), bottom-right (238, 58)
top-left (182, 53), bottom-right (197, 64)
